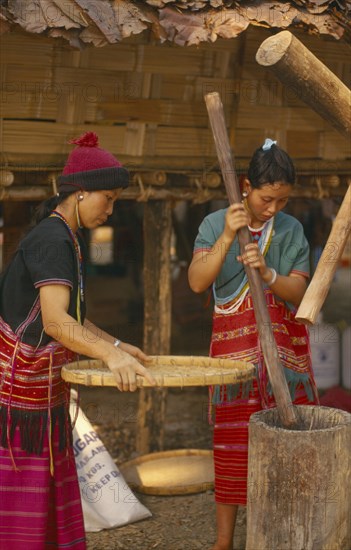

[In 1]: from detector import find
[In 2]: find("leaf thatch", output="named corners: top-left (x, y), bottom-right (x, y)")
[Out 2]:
top-left (1, 0), bottom-right (350, 46)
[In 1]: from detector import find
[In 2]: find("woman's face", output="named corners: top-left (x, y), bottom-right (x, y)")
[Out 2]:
top-left (245, 181), bottom-right (292, 225)
top-left (79, 189), bottom-right (122, 228)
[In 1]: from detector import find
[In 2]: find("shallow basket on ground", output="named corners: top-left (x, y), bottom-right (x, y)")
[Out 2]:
top-left (120, 449), bottom-right (215, 496)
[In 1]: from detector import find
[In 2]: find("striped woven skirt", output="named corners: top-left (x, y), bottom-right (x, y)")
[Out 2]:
top-left (210, 292), bottom-right (319, 506)
top-left (0, 316), bottom-right (86, 548)
top-left (0, 426), bottom-right (86, 549)
top-left (213, 381), bottom-right (313, 505)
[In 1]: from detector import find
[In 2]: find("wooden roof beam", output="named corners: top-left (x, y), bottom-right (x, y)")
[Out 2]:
top-left (1, 179), bottom-right (349, 203)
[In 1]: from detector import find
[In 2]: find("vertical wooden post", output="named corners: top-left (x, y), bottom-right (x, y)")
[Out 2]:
top-left (136, 200), bottom-right (172, 454)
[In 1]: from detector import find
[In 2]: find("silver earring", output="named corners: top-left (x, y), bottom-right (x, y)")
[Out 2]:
top-left (242, 191), bottom-right (248, 198)
top-left (78, 194), bottom-right (84, 201)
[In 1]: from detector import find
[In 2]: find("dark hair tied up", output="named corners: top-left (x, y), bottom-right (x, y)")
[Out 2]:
top-left (247, 140), bottom-right (295, 189)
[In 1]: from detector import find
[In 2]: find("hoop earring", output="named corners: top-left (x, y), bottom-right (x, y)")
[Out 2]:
top-left (242, 191), bottom-right (248, 198)
top-left (76, 200), bottom-right (83, 229)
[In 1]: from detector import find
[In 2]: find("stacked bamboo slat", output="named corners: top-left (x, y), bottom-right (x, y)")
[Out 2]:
top-left (99, 99), bottom-right (227, 127)
top-left (154, 127), bottom-right (215, 158)
top-left (321, 131), bottom-right (351, 159)
top-left (237, 105), bottom-right (326, 131)
top-left (0, 27), bottom-right (350, 179)
top-left (1, 121), bottom-right (126, 159)
top-left (0, 33), bottom-right (54, 65)
top-left (286, 131), bottom-right (321, 158)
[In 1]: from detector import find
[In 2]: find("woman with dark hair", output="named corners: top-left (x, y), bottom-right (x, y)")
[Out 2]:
top-left (0, 132), bottom-right (154, 549)
top-left (188, 139), bottom-right (318, 550)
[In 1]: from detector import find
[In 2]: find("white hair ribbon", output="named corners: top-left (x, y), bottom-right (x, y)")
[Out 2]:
top-left (262, 138), bottom-right (277, 151)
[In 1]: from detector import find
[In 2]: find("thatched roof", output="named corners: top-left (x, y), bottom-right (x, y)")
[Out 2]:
top-left (1, 0), bottom-right (350, 48)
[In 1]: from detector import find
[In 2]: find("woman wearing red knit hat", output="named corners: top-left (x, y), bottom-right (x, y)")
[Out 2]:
top-left (0, 133), bottom-right (155, 549)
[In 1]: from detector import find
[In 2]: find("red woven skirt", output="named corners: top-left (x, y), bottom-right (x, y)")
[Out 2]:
top-left (210, 292), bottom-right (319, 506)
top-left (213, 381), bottom-right (313, 506)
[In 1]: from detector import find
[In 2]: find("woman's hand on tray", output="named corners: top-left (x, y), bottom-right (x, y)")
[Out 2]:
top-left (106, 343), bottom-right (156, 392)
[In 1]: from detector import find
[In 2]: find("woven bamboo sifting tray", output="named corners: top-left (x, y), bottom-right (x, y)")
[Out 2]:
top-left (61, 356), bottom-right (255, 388)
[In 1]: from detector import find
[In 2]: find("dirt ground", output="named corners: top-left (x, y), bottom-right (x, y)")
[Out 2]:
top-left (78, 386), bottom-right (247, 550)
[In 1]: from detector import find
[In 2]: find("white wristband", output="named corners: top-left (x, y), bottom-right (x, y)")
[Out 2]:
top-left (267, 268), bottom-right (277, 286)
top-left (113, 338), bottom-right (121, 348)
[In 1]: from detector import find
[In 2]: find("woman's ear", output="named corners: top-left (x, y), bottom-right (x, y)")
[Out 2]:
top-left (243, 178), bottom-right (252, 195)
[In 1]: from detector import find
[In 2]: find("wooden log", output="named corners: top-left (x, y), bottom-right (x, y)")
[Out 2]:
top-left (0, 186), bottom-right (51, 201)
top-left (136, 201), bottom-right (172, 453)
top-left (167, 172), bottom-right (222, 189)
top-left (296, 184), bottom-right (351, 324)
top-left (204, 91), bottom-right (297, 428)
top-left (0, 170), bottom-right (14, 187)
top-left (133, 171), bottom-right (167, 186)
top-left (256, 31), bottom-right (351, 138)
top-left (188, 172), bottom-right (222, 189)
top-left (324, 175), bottom-right (341, 189)
top-left (246, 405), bottom-right (351, 549)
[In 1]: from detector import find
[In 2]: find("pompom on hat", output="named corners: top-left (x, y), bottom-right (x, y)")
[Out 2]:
top-left (57, 132), bottom-right (129, 193)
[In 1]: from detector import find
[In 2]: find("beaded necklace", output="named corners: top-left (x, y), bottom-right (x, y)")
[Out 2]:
top-left (49, 210), bottom-right (84, 324)
top-left (248, 221), bottom-right (268, 242)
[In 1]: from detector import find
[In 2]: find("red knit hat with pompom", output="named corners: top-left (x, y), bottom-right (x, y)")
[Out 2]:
top-left (58, 132), bottom-right (129, 192)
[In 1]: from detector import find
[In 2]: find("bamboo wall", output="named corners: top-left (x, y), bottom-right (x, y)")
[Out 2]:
top-left (0, 27), bottom-right (350, 195)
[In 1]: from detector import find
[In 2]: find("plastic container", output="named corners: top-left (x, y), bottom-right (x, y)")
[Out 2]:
top-left (341, 326), bottom-right (351, 390)
top-left (309, 319), bottom-right (340, 390)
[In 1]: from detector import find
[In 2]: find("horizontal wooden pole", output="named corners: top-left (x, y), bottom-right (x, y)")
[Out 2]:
top-left (0, 185), bottom-right (226, 203)
top-left (125, 157), bottom-right (351, 176)
top-left (2, 158), bottom-right (351, 175)
top-left (0, 184), bottom-right (349, 202)
top-left (0, 186), bottom-right (50, 201)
